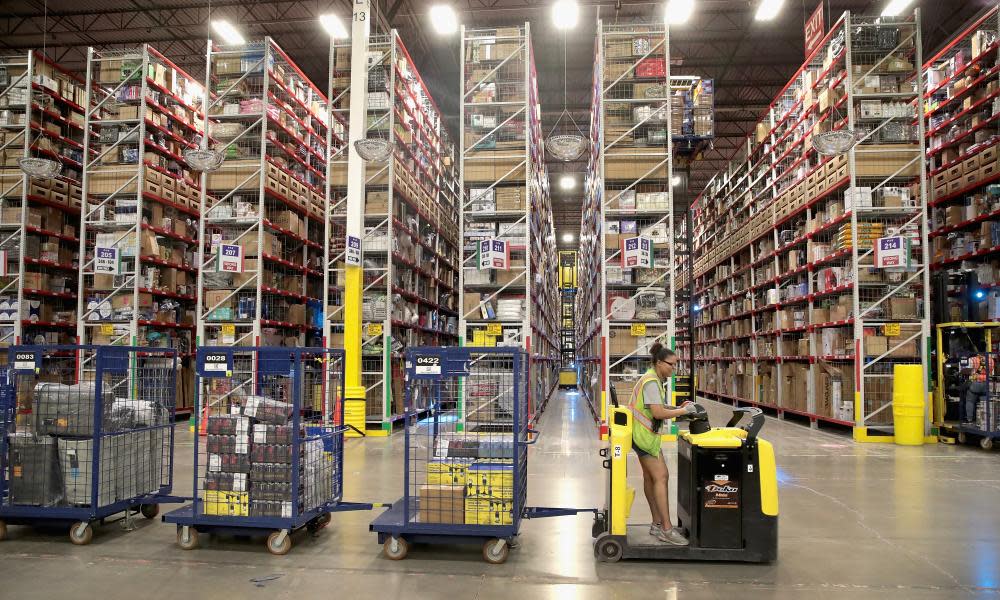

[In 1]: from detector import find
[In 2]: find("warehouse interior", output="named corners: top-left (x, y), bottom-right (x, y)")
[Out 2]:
top-left (2, 0), bottom-right (1000, 597)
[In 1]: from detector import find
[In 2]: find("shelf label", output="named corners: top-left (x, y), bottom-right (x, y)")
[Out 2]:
top-left (883, 323), bottom-right (900, 337)
top-left (621, 236), bottom-right (653, 269)
top-left (630, 323), bottom-right (646, 336)
top-left (218, 244), bottom-right (244, 273)
top-left (486, 322), bottom-right (502, 336)
top-left (100, 323), bottom-right (114, 336)
top-left (95, 246), bottom-right (120, 275)
top-left (221, 323), bottom-right (236, 335)
top-left (367, 323), bottom-right (383, 337)
top-left (477, 239), bottom-right (510, 270)
top-left (346, 235), bottom-right (362, 266)
top-left (874, 236), bottom-right (911, 269)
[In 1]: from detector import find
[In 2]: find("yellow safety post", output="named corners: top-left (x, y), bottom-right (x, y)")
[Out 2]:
top-left (892, 364), bottom-right (925, 446)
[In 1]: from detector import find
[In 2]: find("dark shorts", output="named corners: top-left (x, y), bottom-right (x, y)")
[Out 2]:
top-left (633, 445), bottom-right (656, 459)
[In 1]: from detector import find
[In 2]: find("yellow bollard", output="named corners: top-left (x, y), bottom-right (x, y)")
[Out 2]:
top-left (892, 364), bottom-right (925, 446)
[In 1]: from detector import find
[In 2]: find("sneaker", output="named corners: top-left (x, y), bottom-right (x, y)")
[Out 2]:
top-left (654, 526), bottom-right (690, 546)
top-left (649, 523), bottom-right (664, 537)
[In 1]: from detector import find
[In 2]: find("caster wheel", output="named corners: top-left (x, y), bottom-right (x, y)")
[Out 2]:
top-left (140, 504), bottom-right (160, 519)
top-left (0, 520), bottom-right (7, 541)
top-left (266, 531), bottom-right (292, 556)
top-left (482, 538), bottom-right (509, 564)
top-left (595, 533), bottom-right (623, 563)
top-left (958, 432), bottom-right (968, 444)
top-left (69, 522), bottom-right (94, 546)
top-left (981, 437), bottom-right (994, 450)
top-left (177, 527), bottom-right (199, 550)
top-left (383, 536), bottom-right (409, 560)
top-left (316, 512), bottom-right (332, 528)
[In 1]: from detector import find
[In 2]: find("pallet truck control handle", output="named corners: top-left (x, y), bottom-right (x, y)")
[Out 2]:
top-left (726, 407), bottom-right (765, 440)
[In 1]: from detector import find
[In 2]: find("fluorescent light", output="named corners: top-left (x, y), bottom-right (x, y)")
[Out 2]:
top-left (754, 0), bottom-right (784, 21)
top-left (665, 0), bottom-right (695, 25)
top-left (562, 233), bottom-right (575, 243)
top-left (552, 0), bottom-right (579, 30)
top-left (319, 14), bottom-right (349, 39)
top-left (211, 20), bottom-right (246, 45)
top-left (671, 175), bottom-right (682, 187)
top-left (881, 0), bottom-right (914, 17)
top-left (429, 5), bottom-right (458, 35)
top-left (559, 175), bottom-right (576, 190)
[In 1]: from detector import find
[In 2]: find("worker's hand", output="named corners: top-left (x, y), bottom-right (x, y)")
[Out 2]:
top-left (683, 402), bottom-right (699, 415)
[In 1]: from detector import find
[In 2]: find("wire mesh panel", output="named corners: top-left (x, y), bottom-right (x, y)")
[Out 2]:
top-left (192, 347), bottom-right (345, 525)
top-left (401, 347), bottom-right (526, 533)
top-left (0, 345), bottom-right (176, 513)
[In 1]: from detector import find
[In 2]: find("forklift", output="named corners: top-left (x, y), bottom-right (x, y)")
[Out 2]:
top-left (592, 391), bottom-right (778, 562)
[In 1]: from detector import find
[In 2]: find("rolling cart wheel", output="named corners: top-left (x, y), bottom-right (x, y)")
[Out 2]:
top-left (981, 437), bottom-right (994, 450)
top-left (958, 432), bottom-right (968, 444)
top-left (0, 520), bottom-right (7, 541)
top-left (482, 538), bottom-right (509, 565)
top-left (383, 536), bottom-right (409, 560)
top-left (316, 512), bottom-right (332, 527)
top-left (140, 504), bottom-right (160, 519)
top-left (69, 522), bottom-right (94, 546)
top-left (267, 531), bottom-right (292, 556)
top-left (177, 526), bottom-right (199, 550)
top-left (595, 534), bottom-right (623, 563)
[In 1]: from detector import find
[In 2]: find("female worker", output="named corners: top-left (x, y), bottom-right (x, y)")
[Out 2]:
top-left (629, 343), bottom-right (698, 545)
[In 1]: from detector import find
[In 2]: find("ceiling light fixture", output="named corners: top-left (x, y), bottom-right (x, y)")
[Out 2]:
top-left (665, 0), bottom-right (695, 25)
top-left (559, 175), bottom-right (576, 190)
top-left (881, 0), bottom-right (914, 17)
top-left (429, 5), bottom-right (459, 35)
top-left (754, 0), bottom-right (784, 21)
top-left (552, 0), bottom-right (579, 30)
top-left (319, 14), bottom-right (349, 39)
top-left (562, 233), bottom-right (575, 243)
top-left (212, 20), bottom-right (246, 45)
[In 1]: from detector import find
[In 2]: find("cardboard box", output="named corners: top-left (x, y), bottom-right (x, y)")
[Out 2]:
top-left (418, 484), bottom-right (465, 524)
top-left (888, 297), bottom-right (917, 319)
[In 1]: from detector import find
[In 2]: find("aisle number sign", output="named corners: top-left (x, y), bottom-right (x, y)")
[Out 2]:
top-left (218, 244), bottom-right (244, 273)
top-left (621, 236), bottom-right (653, 269)
top-left (95, 246), bottom-right (120, 275)
top-left (630, 323), bottom-right (646, 336)
top-left (478, 239), bottom-right (510, 270)
top-left (346, 235), bottom-right (362, 266)
top-left (883, 323), bottom-right (900, 337)
top-left (874, 236), bottom-right (911, 268)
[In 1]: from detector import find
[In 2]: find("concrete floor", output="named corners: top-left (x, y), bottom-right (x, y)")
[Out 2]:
top-left (3, 391), bottom-right (1000, 599)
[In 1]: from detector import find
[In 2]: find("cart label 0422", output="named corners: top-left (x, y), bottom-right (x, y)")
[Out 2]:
top-left (415, 355), bottom-right (441, 374)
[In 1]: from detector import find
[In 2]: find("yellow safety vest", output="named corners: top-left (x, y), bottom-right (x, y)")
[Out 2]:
top-left (628, 368), bottom-right (663, 456)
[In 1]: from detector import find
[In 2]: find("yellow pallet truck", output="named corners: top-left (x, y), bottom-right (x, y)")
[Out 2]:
top-left (592, 400), bottom-right (779, 562)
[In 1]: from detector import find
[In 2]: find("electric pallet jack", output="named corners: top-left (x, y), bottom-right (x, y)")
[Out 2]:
top-left (592, 394), bottom-right (779, 562)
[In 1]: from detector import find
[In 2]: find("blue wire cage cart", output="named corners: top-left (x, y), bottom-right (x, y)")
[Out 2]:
top-left (163, 346), bottom-right (377, 555)
top-left (0, 345), bottom-right (185, 544)
top-left (370, 346), bottom-right (594, 563)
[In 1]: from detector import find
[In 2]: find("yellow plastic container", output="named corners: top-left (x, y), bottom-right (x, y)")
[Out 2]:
top-left (892, 364), bottom-right (925, 446)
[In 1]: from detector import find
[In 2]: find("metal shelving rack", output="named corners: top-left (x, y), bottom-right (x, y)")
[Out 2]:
top-left (460, 23), bottom-right (560, 426)
top-left (196, 37), bottom-right (328, 351)
top-left (690, 10), bottom-right (929, 441)
top-left (0, 52), bottom-right (88, 349)
top-left (328, 31), bottom-right (461, 435)
top-left (579, 20), bottom-right (676, 438)
top-left (78, 45), bottom-right (205, 357)
top-left (924, 5), bottom-right (1000, 325)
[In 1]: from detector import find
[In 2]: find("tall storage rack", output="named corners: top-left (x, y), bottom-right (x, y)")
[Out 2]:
top-left (196, 38), bottom-right (329, 351)
top-left (460, 23), bottom-right (560, 425)
top-left (0, 52), bottom-right (88, 349)
top-left (690, 10), bottom-right (929, 440)
top-left (327, 31), bottom-right (461, 434)
top-left (78, 46), bottom-right (205, 362)
top-left (923, 6), bottom-right (1000, 324)
top-left (576, 20), bottom-right (676, 437)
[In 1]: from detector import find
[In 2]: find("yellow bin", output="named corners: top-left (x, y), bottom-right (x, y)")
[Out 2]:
top-left (892, 364), bottom-right (925, 446)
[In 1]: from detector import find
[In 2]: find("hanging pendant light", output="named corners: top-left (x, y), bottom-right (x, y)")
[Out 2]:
top-left (546, 31), bottom-right (588, 162)
top-left (20, 0), bottom-right (61, 180)
top-left (354, 138), bottom-right (392, 162)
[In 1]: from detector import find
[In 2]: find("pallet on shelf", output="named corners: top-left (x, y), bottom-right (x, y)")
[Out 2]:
top-left (689, 10), bottom-right (930, 440)
top-left (460, 23), bottom-right (560, 426)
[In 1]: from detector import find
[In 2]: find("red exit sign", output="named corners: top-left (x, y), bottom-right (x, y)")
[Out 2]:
top-left (804, 2), bottom-right (825, 58)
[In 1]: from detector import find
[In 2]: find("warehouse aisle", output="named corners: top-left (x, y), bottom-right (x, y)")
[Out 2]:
top-left (3, 392), bottom-right (1000, 599)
